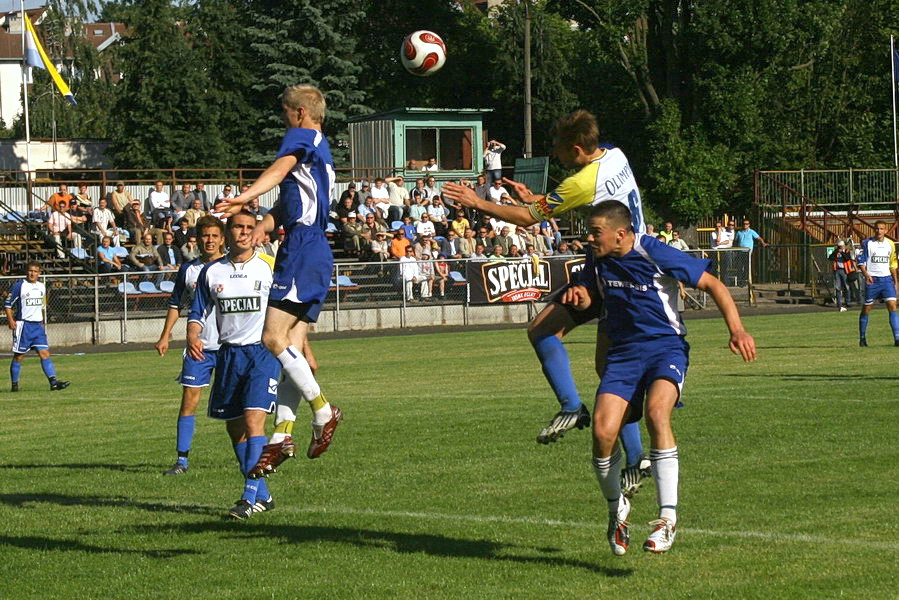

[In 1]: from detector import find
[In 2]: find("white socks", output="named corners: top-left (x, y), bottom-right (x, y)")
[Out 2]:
top-left (592, 448), bottom-right (623, 513)
top-left (276, 346), bottom-right (321, 402)
top-left (650, 446), bottom-right (679, 524)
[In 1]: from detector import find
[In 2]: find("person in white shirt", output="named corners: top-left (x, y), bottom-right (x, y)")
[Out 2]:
top-left (487, 179), bottom-right (511, 203)
top-left (415, 213), bottom-right (436, 238)
top-left (399, 246), bottom-right (427, 300)
top-left (420, 157), bottom-right (438, 172)
top-left (668, 230), bottom-right (690, 251)
top-left (484, 139), bottom-right (506, 184)
top-left (148, 180), bottom-right (173, 230)
top-left (92, 197), bottom-right (120, 246)
top-left (384, 176), bottom-right (409, 222)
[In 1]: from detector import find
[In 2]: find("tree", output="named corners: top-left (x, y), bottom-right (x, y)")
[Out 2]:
top-left (107, 0), bottom-right (229, 170)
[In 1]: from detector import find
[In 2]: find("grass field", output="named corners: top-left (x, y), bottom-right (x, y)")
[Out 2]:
top-left (0, 311), bottom-right (897, 599)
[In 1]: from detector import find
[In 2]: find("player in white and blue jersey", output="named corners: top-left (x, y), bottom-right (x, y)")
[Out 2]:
top-left (188, 212), bottom-right (280, 519)
top-left (856, 220), bottom-right (899, 347)
top-left (441, 110), bottom-right (650, 493)
top-left (154, 216), bottom-right (225, 475)
top-left (217, 85), bottom-right (342, 476)
top-left (4, 262), bottom-right (69, 392)
top-left (562, 202), bottom-right (756, 555)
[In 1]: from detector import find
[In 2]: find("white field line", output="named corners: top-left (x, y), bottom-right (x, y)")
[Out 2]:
top-left (280, 505), bottom-right (899, 551)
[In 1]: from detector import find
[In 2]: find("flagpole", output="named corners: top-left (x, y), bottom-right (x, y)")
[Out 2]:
top-left (20, 0), bottom-right (33, 189)
top-left (892, 35), bottom-right (898, 169)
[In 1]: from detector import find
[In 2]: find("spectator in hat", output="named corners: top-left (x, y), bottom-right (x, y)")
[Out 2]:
top-left (370, 230), bottom-right (390, 264)
top-left (342, 212), bottom-right (367, 256)
top-left (339, 182), bottom-right (359, 208)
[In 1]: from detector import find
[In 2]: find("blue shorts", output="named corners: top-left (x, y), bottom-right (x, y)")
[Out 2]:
top-left (178, 348), bottom-right (217, 387)
top-left (598, 337), bottom-right (689, 422)
top-left (12, 321), bottom-right (48, 354)
top-left (208, 343), bottom-right (281, 421)
top-left (270, 226), bottom-right (333, 320)
top-left (864, 275), bottom-right (896, 305)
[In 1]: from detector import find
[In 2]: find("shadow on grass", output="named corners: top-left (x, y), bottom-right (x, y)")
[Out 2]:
top-left (0, 492), bottom-right (221, 516)
top-left (722, 372), bottom-right (899, 381)
top-left (0, 535), bottom-right (199, 558)
top-left (148, 520), bottom-right (633, 577)
top-left (0, 462), bottom-right (158, 474)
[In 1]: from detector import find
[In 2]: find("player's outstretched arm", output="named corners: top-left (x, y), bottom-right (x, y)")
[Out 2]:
top-left (442, 182), bottom-right (537, 227)
top-left (697, 272), bottom-right (756, 362)
top-left (217, 155), bottom-right (298, 217)
top-left (500, 178), bottom-right (538, 204)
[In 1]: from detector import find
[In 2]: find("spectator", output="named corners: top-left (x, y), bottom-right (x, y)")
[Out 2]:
top-left (384, 176), bottom-right (409, 222)
top-left (92, 197), bottom-right (119, 246)
top-left (470, 243), bottom-right (488, 261)
top-left (660, 221), bottom-right (674, 243)
top-left (427, 196), bottom-right (449, 236)
top-left (523, 244), bottom-right (540, 258)
top-left (109, 182), bottom-right (133, 227)
top-left (48, 183), bottom-right (73, 213)
top-left (47, 200), bottom-right (72, 258)
top-left (433, 254), bottom-right (450, 298)
top-left (487, 179), bottom-right (510, 204)
top-left (418, 253), bottom-right (435, 299)
top-left (555, 241), bottom-right (574, 256)
top-left (157, 231), bottom-right (182, 274)
top-left (67, 199), bottom-right (89, 252)
top-left (416, 213), bottom-right (436, 238)
top-left (423, 176), bottom-right (439, 198)
top-left (130, 232), bottom-right (163, 278)
top-left (370, 178), bottom-right (391, 219)
top-left (734, 219), bottom-right (768, 250)
top-left (215, 184), bottom-right (235, 203)
top-left (390, 229), bottom-right (411, 259)
top-left (439, 229), bottom-right (463, 259)
top-left (400, 216), bottom-right (417, 241)
top-left (356, 196), bottom-right (379, 222)
top-left (668, 230), bottom-right (690, 251)
top-left (192, 182), bottom-right (210, 211)
top-left (829, 240), bottom-right (856, 311)
top-left (171, 183), bottom-right (193, 220)
top-left (645, 223), bottom-right (656, 237)
top-left (489, 245), bottom-right (506, 261)
top-left (421, 157), bottom-right (438, 172)
top-left (357, 181), bottom-right (372, 205)
top-left (123, 197), bottom-right (147, 238)
top-left (182, 197), bottom-right (207, 231)
top-left (450, 211), bottom-right (470, 237)
top-left (474, 226), bottom-right (494, 250)
top-left (148, 180), bottom-right (173, 231)
top-left (342, 212), bottom-right (366, 256)
top-left (399, 246), bottom-right (426, 301)
top-left (711, 221), bottom-right (733, 249)
top-left (363, 212), bottom-right (387, 242)
top-left (414, 234), bottom-right (437, 260)
top-left (338, 182), bottom-right (359, 208)
top-left (483, 139), bottom-right (506, 184)
top-left (97, 235), bottom-right (126, 273)
top-left (370, 231), bottom-right (390, 265)
top-left (73, 183), bottom-right (93, 215)
top-left (459, 228), bottom-right (477, 258)
top-left (181, 235), bottom-right (201, 262)
top-left (410, 178), bottom-right (428, 204)
top-left (408, 198), bottom-right (427, 223)
top-left (246, 197), bottom-right (268, 222)
top-left (494, 226), bottom-right (514, 255)
top-left (508, 245), bottom-right (523, 258)
top-left (540, 218), bottom-right (561, 250)
top-left (334, 195), bottom-right (356, 229)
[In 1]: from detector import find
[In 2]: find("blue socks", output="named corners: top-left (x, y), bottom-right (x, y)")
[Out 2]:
top-left (10, 360), bottom-right (20, 383)
top-left (859, 313), bottom-right (869, 338)
top-left (889, 311), bottom-right (899, 339)
top-left (241, 436), bottom-right (267, 503)
top-left (620, 422), bottom-right (644, 468)
top-left (533, 335), bottom-right (581, 411)
top-left (176, 416), bottom-right (195, 466)
top-left (40, 357), bottom-right (56, 379)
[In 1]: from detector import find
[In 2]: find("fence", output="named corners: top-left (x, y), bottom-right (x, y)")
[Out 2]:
top-left (0, 251), bottom-right (752, 347)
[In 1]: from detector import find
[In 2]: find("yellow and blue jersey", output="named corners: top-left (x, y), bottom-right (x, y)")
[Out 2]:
top-left (527, 146), bottom-right (645, 233)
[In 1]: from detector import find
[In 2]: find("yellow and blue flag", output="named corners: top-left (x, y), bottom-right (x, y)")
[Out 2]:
top-left (24, 13), bottom-right (76, 105)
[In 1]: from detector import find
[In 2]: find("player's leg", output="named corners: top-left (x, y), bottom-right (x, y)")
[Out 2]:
top-left (164, 349), bottom-right (215, 475)
top-left (9, 353), bottom-right (24, 392)
top-left (36, 347), bottom-right (69, 391)
top-left (885, 299), bottom-right (899, 345)
top-left (225, 416), bottom-right (256, 520)
top-left (859, 286), bottom-right (875, 346)
top-left (591, 392), bottom-right (632, 556)
top-left (262, 304), bottom-right (341, 460)
top-left (641, 378), bottom-right (680, 553)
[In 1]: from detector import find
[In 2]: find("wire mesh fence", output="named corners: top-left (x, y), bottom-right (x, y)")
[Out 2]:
top-left (0, 252), bottom-right (753, 347)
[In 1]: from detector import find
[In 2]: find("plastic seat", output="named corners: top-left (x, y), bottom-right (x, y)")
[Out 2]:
top-left (138, 281), bottom-right (161, 294)
top-left (113, 246), bottom-right (129, 258)
top-left (70, 248), bottom-right (89, 260)
top-left (159, 281), bottom-right (175, 293)
top-left (117, 282), bottom-right (141, 295)
top-left (449, 271), bottom-right (466, 283)
top-left (390, 220), bottom-right (404, 231)
top-left (335, 275), bottom-right (358, 287)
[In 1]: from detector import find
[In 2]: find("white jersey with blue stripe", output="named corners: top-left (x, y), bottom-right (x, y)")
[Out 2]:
top-left (4, 279), bottom-right (45, 322)
top-left (857, 237), bottom-right (897, 278)
top-left (169, 259), bottom-right (220, 351)
top-left (586, 234), bottom-right (711, 344)
top-left (189, 252), bottom-right (275, 347)
top-left (276, 127), bottom-right (335, 232)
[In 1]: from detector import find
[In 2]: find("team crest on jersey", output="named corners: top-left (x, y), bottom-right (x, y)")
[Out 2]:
top-left (215, 284), bottom-right (224, 293)
top-left (254, 281), bottom-right (261, 291)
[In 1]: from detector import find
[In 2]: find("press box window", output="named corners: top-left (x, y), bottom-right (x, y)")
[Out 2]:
top-left (405, 127), bottom-right (472, 171)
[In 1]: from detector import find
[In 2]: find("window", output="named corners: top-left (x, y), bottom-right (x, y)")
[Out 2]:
top-left (405, 127), bottom-right (473, 171)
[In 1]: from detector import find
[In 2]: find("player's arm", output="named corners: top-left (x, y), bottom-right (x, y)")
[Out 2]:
top-left (251, 202), bottom-right (282, 248)
top-left (4, 306), bottom-right (15, 330)
top-left (186, 266), bottom-right (213, 361)
top-left (441, 182), bottom-right (538, 226)
top-left (218, 155), bottom-right (298, 216)
top-left (696, 271), bottom-right (756, 362)
top-left (559, 284), bottom-right (594, 311)
top-left (155, 308), bottom-right (180, 357)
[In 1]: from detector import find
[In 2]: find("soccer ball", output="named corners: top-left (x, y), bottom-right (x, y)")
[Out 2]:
top-left (400, 30), bottom-right (447, 77)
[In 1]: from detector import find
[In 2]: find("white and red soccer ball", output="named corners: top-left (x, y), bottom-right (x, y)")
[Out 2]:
top-left (401, 30), bottom-right (446, 77)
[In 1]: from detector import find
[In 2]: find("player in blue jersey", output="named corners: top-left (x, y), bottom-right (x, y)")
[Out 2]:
top-left (443, 110), bottom-right (650, 494)
top-left (561, 202), bottom-right (756, 555)
top-left (188, 211), bottom-right (280, 519)
top-left (217, 84), bottom-right (341, 477)
top-left (855, 220), bottom-right (899, 346)
top-left (155, 216), bottom-right (226, 475)
top-left (4, 262), bottom-right (70, 392)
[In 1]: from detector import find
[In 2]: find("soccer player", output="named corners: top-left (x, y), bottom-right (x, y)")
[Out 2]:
top-left (188, 211), bottom-right (280, 519)
top-left (442, 110), bottom-right (650, 492)
top-left (5, 262), bottom-right (70, 392)
top-left (217, 84), bottom-right (341, 476)
top-left (155, 215), bottom-right (226, 475)
top-left (561, 202), bottom-right (756, 555)
top-left (856, 220), bottom-right (899, 346)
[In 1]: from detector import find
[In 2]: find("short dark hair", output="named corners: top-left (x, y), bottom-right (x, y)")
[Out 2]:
top-left (588, 201), bottom-right (633, 230)
top-left (196, 215), bottom-right (225, 236)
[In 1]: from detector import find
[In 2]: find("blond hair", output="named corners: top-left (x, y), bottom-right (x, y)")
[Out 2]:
top-left (281, 85), bottom-right (326, 124)
top-left (551, 109), bottom-right (599, 154)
